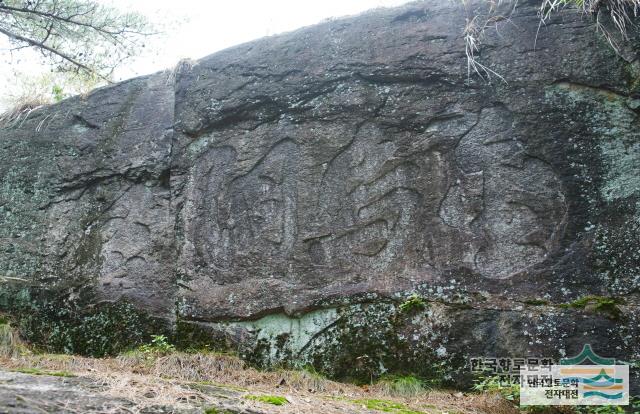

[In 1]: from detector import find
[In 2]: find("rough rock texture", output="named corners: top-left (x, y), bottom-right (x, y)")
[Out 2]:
top-left (0, 369), bottom-right (268, 414)
top-left (1, 0), bottom-right (639, 385)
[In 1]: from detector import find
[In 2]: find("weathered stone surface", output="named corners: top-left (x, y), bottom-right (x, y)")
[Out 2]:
top-left (0, 74), bottom-right (175, 320)
top-left (1, 0), bottom-right (639, 385)
top-left (0, 370), bottom-right (134, 414)
top-left (0, 370), bottom-right (264, 413)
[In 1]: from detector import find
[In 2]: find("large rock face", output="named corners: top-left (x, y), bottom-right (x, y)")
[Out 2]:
top-left (1, 0), bottom-right (639, 384)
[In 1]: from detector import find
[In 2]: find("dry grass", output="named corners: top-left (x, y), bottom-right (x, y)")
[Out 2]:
top-left (3, 351), bottom-right (356, 395)
top-left (0, 324), bottom-right (20, 358)
top-left (0, 324), bottom-right (517, 413)
top-left (0, 97), bottom-right (51, 129)
top-left (463, 0), bottom-right (640, 82)
top-left (462, 0), bottom-right (513, 83)
top-left (368, 375), bottom-right (427, 397)
top-left (0, 320), bottom-right (30, 359)
top-left (0, 351), bottom-right (519, 414)
top-left (165, 57), bottom-right (196, 86)
top-left (539, 0), bottom-right (640, 52)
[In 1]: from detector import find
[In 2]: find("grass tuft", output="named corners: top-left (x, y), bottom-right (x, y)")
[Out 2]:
top-left (0, 98), bottom-right (50, 129)
top-left (277, 365), bottom-right (329, 392)
top-left (462, 0), bottom-right (640, 82)
top-left (539, 0), bottom-right (640, 52)
top-left (374, 375), bottom-right (427, 397)
top-left (0, 321), bottom-right (29, 358)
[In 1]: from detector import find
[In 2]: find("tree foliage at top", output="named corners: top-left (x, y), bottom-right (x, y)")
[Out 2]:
top-left (0, 0), bottom-right (152, 79)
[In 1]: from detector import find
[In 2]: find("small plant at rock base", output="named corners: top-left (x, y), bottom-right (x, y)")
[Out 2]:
top-left (245, 394), bottom-right (289, 405)
top-left (472, 374), bottom-right (520, 402)
top-left (138, 334), bottom-right (175, 356)
top-left (52, 85), bottom-right (65, 103)
top-left (399, 294), bottom-right (427, 314)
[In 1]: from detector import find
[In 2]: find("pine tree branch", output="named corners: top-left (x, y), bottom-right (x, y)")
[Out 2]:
top-left (0, 4), bottom-right (154, 37)
top-left (0, 25), bottom-right (100, 78)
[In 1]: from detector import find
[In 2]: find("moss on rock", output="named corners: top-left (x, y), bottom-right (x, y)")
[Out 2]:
top-left (561, 295), bottom-right (624, 320)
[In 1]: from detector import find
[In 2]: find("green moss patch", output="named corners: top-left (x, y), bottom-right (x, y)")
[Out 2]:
top-left (524, 299), bottom-right (549, 306)
top-left (13, 367), bottom-right (75, 377)
top-left (561, 296), bottom-right (623, 320)
top-left (352, 398), bottom-right (425, 414)
top-left (245, 394), bottom-right (289, 406)
top-left (203, 408), bottom-right (235, 414)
